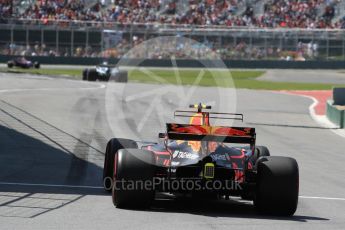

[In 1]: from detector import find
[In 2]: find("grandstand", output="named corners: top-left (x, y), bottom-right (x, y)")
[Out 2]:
top-left (0, 0), bottom-right (345, 61)
top-left (1, 0), bottom-right (344, 28)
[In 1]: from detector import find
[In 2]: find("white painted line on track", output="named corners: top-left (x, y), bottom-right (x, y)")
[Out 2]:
top-left (0, 84), bottom-right (106, 94)
top-left (273, 91), bottom-right (345, 139)
top-left (295, 94), bottom-right (345, 138)
top-left (1, 182), bottom-right (345, 202)
top-left (272, 91), bottom-right (322, 123)
top-left (299, 196), bottom-right (345, 201)
top-left (0, 182), bottom-right (103, 189)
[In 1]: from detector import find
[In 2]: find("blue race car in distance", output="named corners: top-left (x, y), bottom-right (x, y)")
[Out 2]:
top-left (7, 57), bottom-right (40, 69)
top-left (82, 62), bottom-right (128, 82)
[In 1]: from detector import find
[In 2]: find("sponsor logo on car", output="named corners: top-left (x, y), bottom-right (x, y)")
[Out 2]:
top-left (172, 150), bottom-right (199, 159)
top-left (210, 154), bottom-right (228, 161)
top-left (171, 161), bottom-right (180, 166)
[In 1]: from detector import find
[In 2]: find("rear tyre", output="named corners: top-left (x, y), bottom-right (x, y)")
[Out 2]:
top-left (87, 69), bottom-right (98, 81)
top-left (253, 146), bottom-right (270, 163)
top-left (82, 69), bottom-right (88, 80)
top-left (7, 62), bottom-right (13, 68)
top-left (112, 149), bottom-right (155, 209)
top-left (103, 138), bottom-right (138, 192)
top-left (34, 62), bottom-right (40, 69)
top-left (255, 156), bottom-right (299, 216)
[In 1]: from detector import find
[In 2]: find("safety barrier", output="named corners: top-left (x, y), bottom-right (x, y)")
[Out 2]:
top-left (326, 100), bottom-right (344, 128)
top-left (1, 55), bottom-right (345, 69)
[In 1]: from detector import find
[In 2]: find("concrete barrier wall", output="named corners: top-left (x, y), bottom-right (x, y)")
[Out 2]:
top-left (1, 55), bottom-right (345, 69)
top-left (326, 100), bottom-right (344, 128)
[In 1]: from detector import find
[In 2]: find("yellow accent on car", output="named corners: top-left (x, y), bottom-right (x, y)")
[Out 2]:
top-left (192, 104), bottom-right (207, 108)
top-left (204, 163), bottom-right (215, 179)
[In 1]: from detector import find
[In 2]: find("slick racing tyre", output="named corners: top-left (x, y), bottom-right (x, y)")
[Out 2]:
top-left (253, 146), bottom-right (270, 165)
top-left (82, 69), bottom-right (88, 81)
top-left (255, 156), bottom-right (299, 216)
top-left (103, 138), bottom-right (138, 192)
top-left (34, 62), bottom-right (40, 69)
top-left (241, 146), bottom-right (270, 201)
top-left (112, 149), bottom-right (155, 209)
top-left (86, 69), bottom-right (98, 81)
top-left (7, 62), bottom-right (14, 68)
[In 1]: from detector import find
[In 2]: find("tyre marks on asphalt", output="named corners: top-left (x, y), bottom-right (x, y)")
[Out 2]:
top-left (0, 99), bottom-right (106, 185)
top-left (0, 96), bottom-right (111, 217)
top-left (0, 100), bottom-right (104, 154)
top-left (0, 100), bottom-right (94, 218)
top-left (65, 96), bottom-right (111, 185)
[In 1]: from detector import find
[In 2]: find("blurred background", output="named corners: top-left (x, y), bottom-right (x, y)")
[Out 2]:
top-left (0, 0), bottom-right (345, 61)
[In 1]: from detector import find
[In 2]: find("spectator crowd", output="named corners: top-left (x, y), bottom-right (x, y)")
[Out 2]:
top-left (1, 0), bottom-right (344, 29)
top-left (0, 35), bottom-right (329, 61)
top-left (258, 0), bottom-right (343, 29)
top-left (1, 0), bottom-right (345, 61)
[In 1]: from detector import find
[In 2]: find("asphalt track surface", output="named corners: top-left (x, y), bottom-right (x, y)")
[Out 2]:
top-left (0, 71), bottom-right (345, 230)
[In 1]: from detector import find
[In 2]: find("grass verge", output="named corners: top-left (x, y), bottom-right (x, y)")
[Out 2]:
top-left (1, 67), bottom-right (344, 90)
top-left (129, 69), bottom-right (345, 90)
top-left (0, 67), bottom-right (82, 79)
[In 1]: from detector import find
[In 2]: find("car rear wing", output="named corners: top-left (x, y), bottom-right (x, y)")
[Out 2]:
top-left (174, 110), bottom-right (244, 122)
top-left (164, 123), bottom-right (256, 144)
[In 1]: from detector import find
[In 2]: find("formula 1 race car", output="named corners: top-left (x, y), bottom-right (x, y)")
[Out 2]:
top-left (7, 57), bottom-right (40, 69)
top-left (82, 62), bottom-right (128, 82)
top-left (103, 103), bottom-right (299, 216)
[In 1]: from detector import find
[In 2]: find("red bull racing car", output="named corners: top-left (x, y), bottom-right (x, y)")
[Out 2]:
top-left (103, 104), bottom-right (299, 216)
